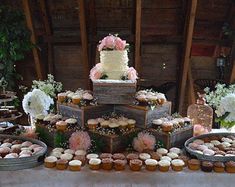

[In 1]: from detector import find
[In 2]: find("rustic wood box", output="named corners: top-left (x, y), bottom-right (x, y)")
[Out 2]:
top-left (114, 102), bottom-right (172, 128)
top-left (88, 129), bottom-right (141, 153)
top-left (35, 123), bottom-right (73, 148)
top-left (148, 125), bottom-right (193, 149)
top-left (57, 103), bottom-right (113, 127)
top-left (92, 80), bottom-right (136, 105)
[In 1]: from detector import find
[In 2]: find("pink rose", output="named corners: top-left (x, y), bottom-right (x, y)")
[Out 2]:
top-left (104, 35), bottom-right (115, 49)
top-left (115, 37), bottom-right (126, 50)
top-left (98, 40), bottom-right (105, 51)
top-left (90, 63), bottom-right (103, 81)
top-left (127, 67), bottom-right (138, 81)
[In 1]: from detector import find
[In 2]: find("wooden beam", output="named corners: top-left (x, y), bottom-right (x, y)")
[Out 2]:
top-left (22, 0), bottom-right (44, 79)
top-left (134, 0), bottom-right (142, 75)
top-left (38, 0), bottom-right (54, 74)
top-left (229, 42), bottom-right (235, 83)
top-left (77, 0), bottom-right (90, 89)
top-left (178, 0), bottom-right (198, 113)
top-left (188, 63), bottom-right (196, 105)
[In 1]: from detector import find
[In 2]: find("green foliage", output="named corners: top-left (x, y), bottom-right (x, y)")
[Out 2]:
top-left (0, 6), bottom-right (33, 89)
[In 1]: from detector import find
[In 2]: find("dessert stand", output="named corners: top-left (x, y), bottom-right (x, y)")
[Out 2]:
top-left (185, 132), bottom-right (235, 162)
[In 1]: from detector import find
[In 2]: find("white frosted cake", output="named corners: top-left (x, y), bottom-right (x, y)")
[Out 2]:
top-left (100, 50), bottom-right (129, 80)
top-left (90, 34), bottom-right (138, 82)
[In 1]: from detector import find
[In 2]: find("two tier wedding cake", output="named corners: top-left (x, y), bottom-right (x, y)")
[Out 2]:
top-left (90, 34), bottom-right (138, 82)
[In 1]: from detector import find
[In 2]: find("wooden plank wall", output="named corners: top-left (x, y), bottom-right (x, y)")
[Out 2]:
top-left (2, 0), bottom-right (234, 114)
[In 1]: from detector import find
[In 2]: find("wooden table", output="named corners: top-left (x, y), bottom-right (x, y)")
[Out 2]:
top-left (0, 165), bottom-right (234, 187)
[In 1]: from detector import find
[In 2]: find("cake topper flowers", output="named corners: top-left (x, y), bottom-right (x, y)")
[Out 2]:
top-left (98, 34), bottom-right (129, 51)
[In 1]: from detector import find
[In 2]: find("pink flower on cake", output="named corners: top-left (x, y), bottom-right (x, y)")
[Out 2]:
top-left (133, 132), bottom-right (156, 152)
top-left (69, 131), bottom-right (91, 151)
top-left (127, 67), bottom-right (138, 81)
top-left (115, 37), bottom-right (126, 50)
top-left (90, 63), bottom-right (103, 81)
top-left (104, 35), bottom-right (116, 49)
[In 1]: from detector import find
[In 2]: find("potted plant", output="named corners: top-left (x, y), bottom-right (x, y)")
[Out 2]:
top-left (0, 6), bottom-right (33, 90)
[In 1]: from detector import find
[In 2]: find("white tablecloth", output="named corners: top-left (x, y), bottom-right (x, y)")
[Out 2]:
top-left (0, 165), bottom-right (235, 187)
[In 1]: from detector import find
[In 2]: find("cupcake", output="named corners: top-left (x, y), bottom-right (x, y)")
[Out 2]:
top-left (100, 120), bottom-right (110, 128)
top-left (167, 152), bottom-right (178, 159)
top-left (44, 156), bottom-right (57, 168)
top-left (129, 159), bottom-right (143, 171)
top-left (213, 162), bottom-right (225, 173)
top-left (86, 153), bottom-right (99, 162)
top-left (158, 160), bottom-right (171, 172)
top-left (178, 155), bottom-right (189, 167)
top-left (171, 159), bottom-right (185, 171)
top-left (145, 159), bottom-right (158, 171)
top-left (101, 158), bottom-right (113, 170)
top-left (139, 153), bottom-right (151, 162)
top-left (89, 158), bottom-right (101, 170)
top-left (5, 153), bottom-right (18, 159)
top-left (136, 94), bottom-right (147, 104)
top-left (87, 119), bottom-right (98, 131)
top-left (161, 122), bottom-right (173, 132)
top-left (188, 159), bottom-right (200, 170)
top-left (156, 148), bottom-right (168, 156)
top-left (100, 153), bottom-right (112, 159)
top-left (69, 160), bottom-right (82, 171)
top-left (64, 149), bottom-right (75, 155)
top-left (114, 159), bottom-right (126, 171)
top-left (50, 151), bottom-right (62, 159)
top-left (113, 153), bottom-right (125, 160)
top-left (56, 121), bottom-right (67, 131)
top-left (127, 119), bottom-right (136, 129)
top-left (73, 155), bottom-right (86, 166)
top-left (75, 150), bottom-right (86, 156)
top-left (118, 121), bottom-right (128, 129)
top-left (56, 159), bottom-right (68, 170)
top-left (225, 161), bottom-right (235, 173)
top-left (72, 95), bottom-right (82, 105)
top-left (156, 93), bottom-right (166, 105)
top-left (82, 92), bottom-right (93, 103)
top-left (126, 153), bottom-right (139, 163)
top-left (153, 119), bottom-right (163, 127)
top-left (169, 147), bottom-right (181, 155)
top-left (65, 118), bottom-right (77, 127)
top-left (57, 93), bottom-right (67, 103)
top-left (201, 161), bottom-right (213, 172)
top-left (150, 152), bottom-right (161, 161)
top-left (60, 153), bottom-right (73, 161)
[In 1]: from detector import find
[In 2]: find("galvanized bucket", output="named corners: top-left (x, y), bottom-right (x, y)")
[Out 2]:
top-left (0, 134), bottom-right (47, 170)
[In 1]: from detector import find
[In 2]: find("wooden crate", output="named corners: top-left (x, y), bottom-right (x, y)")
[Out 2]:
top-left (88, 129), bottom-right (141, 153)
top-left (148, 125), bottom-right (193, 149)
top-left (92, 81), bottom-right (136, 104)
top-left (57, 103), bottom-right (113, 127)
top-left (35, 123), bottom-right (72, 148)
top-left (114, 102), bottom-right (172, 128)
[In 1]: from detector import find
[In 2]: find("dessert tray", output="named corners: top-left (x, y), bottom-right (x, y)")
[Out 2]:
top-left (0, 111), bottom-right (23, 122)
top-left (185, 132), bottom-right (235, 162)
top-left (0, 135), bottom-right (47, 170)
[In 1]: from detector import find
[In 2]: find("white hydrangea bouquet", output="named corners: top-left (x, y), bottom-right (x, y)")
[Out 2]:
top-left (22, 89), bottom-right (54, 118)
top-left (204, 83), bottom-right (235, 129)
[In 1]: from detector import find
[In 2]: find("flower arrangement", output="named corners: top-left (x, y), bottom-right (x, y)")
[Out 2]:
top-left (90, 64), bottom-right (138, 82)
top-left (98, 34), bottom-right (129, 51)
top-left (204, 83), bottom-right (235, 128)
top-left (69, 131), bottom-right (91, 151)
top-left (32, 74), bottom-right (63, 98)
top-left (133, 132), bottom-right (156, 152)
top-left (22, 89), bottom-right (54, 118)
